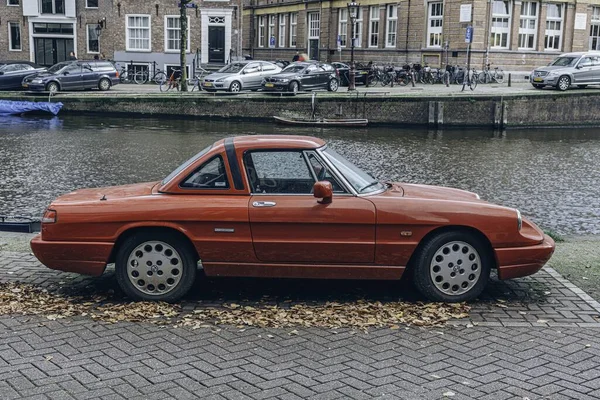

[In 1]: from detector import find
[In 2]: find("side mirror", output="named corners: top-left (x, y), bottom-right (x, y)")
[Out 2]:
top-left (63, 71), bottom-right (69, 75)
top-left (313, 181), bottom-right (333, 204)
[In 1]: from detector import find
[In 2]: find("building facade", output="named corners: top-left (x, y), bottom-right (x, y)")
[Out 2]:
top-left (1, 0), bottom-right (243, 72)
top-left (242, 0), bottom-right (600, 70)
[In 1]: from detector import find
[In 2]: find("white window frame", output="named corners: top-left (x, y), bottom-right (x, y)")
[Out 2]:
top-left (369, 6), bottom-right (379, 48)
top-left (8, 22), bottom-right (22, 51)
top-left (338, 8), bottom-right (348, 48)
top-left (7, 0), bottom-right (20, 6)
top-left (278, 14), bottom-right (285, 48)
top-left (290, 13), bottom-right (297, 47)
top-left (308, 12), bottom-right (320, 39)
top-left (258, 15), bottom-right (265, 48)
top-left (40, 0), bottom-right (65, 14)
top-left (518, 1), bottom-right (537, 49)
top-left (85, 0), bottom-right (98, 8)
top-left (427, 2), bottom-right (443, 48)
top-left (126, 14), bottom-right (151, 52)
top-left (590, 7), bottom-right (600, 51)
top-left (355, 7), bottom-right (363, 48)
top-left (164, 15), bottom-right (190, 53)
top-left (490, 0), bottom-right (511, 49)
top-left (544, 3), bottom-right (563, 51)
top-left (268, 15), bottom-right (276, 46)
top-left (386, 4), bottom-right (397, 48)
top-left (86, 24), bottom-right (99, 54)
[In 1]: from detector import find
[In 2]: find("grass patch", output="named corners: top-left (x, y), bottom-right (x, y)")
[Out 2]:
top-left (544, 229), bottom-right (565, 243)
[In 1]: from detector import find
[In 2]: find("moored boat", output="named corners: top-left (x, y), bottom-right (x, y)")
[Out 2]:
top-left (0, 100), bottom-right (63, 116)
top-left (273, 116), bottom-right (369, 127)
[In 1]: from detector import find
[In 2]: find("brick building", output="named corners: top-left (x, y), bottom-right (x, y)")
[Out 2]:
top-left (242, 0), bottom-right (600, 70)
top-left (0, 0), bottom-right (243, 72)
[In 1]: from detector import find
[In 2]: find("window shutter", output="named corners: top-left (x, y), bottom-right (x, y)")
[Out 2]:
top-left (65, 0), bottom-right (76, 17)
top-left (22, 0), bottom-right (39, 16)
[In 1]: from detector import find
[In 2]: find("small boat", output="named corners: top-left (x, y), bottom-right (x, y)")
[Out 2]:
top-left (273, 116), bottom-right (369, 127)
top-left (0, 100), bottom-right (63, 116)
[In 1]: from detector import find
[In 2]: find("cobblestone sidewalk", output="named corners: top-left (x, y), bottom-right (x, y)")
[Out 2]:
top-left (1, 252), bottom-right (600, 400)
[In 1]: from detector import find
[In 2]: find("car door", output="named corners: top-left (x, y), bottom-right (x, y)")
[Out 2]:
top-left (574, 56), bottom-right (594, 84)
top-left (81, 62), bottom-right (99, 89)
top-left (58, 64), bottom-right (82, 90)
top-left (246, 149), bottom-right (376, 264)
top-left (302, 64), bottom-right (318, 88)
top-left (260, 62), bottom-right (279, 84)
top-left (0, 64), bottom-right (25, 90)
top-left (241, 62), bottom-right (262, 89)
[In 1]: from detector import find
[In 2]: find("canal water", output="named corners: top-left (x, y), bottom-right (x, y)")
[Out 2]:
top-left (0, 114), bottom-right (598, 235)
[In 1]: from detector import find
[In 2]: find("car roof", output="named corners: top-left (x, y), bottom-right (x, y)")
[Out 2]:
top-left (0, 60), bottom-right (41, 67)
top-left (232, 135), bottom-right (326, 150)
top-left (558, 52), bottom-right (600, 57)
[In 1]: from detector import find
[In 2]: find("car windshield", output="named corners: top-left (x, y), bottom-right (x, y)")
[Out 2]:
top-left (47, 62), bottom-right (70, 73)
top-left (282, 65), bottom-right (306, 73)
top-left (321, 147), bottom-right (385, 194)
top-left (218, 63), bottom-right (246, 74)
top-left (162, 145), bottom-right (212, 185)
top-left (549, 57), bottom-right (578, 67)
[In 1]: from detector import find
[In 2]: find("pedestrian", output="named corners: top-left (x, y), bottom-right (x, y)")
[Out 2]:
top-left (93, 54), bottom-right (99, 60)
top-left (298, 53), bottom-right (309, 62)
top-left (68, 51), bottom-right (77, 60)
top-left (292, 52), bottom-right (300, 62)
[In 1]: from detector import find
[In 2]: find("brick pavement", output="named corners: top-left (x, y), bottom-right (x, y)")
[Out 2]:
top-left (1, 251), bottom-right (599, 400)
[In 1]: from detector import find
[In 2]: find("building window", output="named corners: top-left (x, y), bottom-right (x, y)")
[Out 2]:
top-left (41, 0), bottom-right (64, 14)
top-left (8, 0), bottom-right (19, 6)
top-left (369, 6), bottom-right (379, 47)
top-left (258, 15), bottom-right (265, 47)
top-left (126, 15), bottom-right (151, 51)
top-left (278, 14), bottom-right (285, 48)
top-left (290, 13), bottom-right (297, 47)
top-left (427, 2), bottom-right (443, 47)
top-left (518, 1), bottom-right (537, 49)
top-left (268, 15), bottom-right (276, 46)
top-left (8, 22), bottom-right (21, 51)
top-left (338, 8), bottom-right (348, 47)
top-left (355, 7), bottom-right (363, 47)
top-left (386, 5), bottom-right (397, 47)
top-left (308, 12), bottom-right (320, 39)
top-left (86, 24), bottom-right (99, 53)
top-left (86, 0), bottom-right (98, 8)
top-left (590, 7), bottom-right (600, 50)
top-left (490, 0), bottom-right (511, 48)
top-left (545, 3), bottom-right (563, 50)
top-left (165, 16), bottom-right (190, 52)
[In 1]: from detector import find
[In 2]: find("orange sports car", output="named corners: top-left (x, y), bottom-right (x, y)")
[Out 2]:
top-left (31, 135), bottom-right (555, 302)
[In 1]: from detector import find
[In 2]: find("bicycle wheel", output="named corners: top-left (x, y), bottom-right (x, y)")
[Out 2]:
top-left (469, 76), bottom-right (478, 91)
top-left (380, 74), bottom-right (390, 87)
top-left (477, 72), bottom-right (486, 84)
top-left (153, 71), bottom-right (167, 85)
top-left (494, 70), bottom-right (505, 84)
top-left (119, 70), bottom-right (129, 84)
top-left (160, 79), bottom-right (172, 92)
top-left (134, 71), bottom-right (148, 84)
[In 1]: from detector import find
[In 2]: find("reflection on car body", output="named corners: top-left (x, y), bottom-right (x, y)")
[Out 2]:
top-left (201, 61), bottom-right (282, 92)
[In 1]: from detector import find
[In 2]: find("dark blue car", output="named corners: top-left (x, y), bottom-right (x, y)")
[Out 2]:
top-left (0, 61), bottom-right (46, 90)
top-left (22, 60), bottom-right (119, 92)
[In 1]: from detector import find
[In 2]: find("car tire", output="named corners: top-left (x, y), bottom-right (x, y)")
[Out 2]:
top-left (46, 81), bottom-right (59, 93)
top-left (327, 79), bottom-right (339, 92)
top-left (229, 81), bottom-right (242, 93)
top-left (556, 75), bottom-right (571, 91)
top-left (115, 231), bottom-right (197, 302)
top-left (98, 78), bottom-right (111, 91)
top-left (411, 230), bottom-right (492, 302)
top-left (532, 84), bottom-right (544, 89)
top-left (289, 81), bottom-right (299, 95)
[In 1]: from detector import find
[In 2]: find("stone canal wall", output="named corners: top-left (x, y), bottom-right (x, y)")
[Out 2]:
top-left (4, 91), bottom-right (600, 128)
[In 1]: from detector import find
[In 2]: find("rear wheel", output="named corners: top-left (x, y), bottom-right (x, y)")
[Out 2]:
top-left (494, 71), bottom-right (504, 84)
top-left (98, 78), bottom-right (111, 91)
top-left (556, 75), bottom-right (571, 91)
top-left (153, 72), bottom-right (167, 85)
top-left (115, 231), bottom-right (197, 302)
top-left (412, 231), bottom-right (491, 302)
top-left (327, 78), bottom-right (339, 92)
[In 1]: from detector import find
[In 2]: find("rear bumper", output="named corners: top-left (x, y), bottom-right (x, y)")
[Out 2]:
top-left (30, 234), bottom-right (113, 276)
top-left (495, 234), bottom-right (555, 280)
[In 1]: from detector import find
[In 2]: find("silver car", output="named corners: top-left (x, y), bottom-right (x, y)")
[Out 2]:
top-left (530, 52), bottom-right (600, 91)
top-left (202, 61), bottom-right (282, 92)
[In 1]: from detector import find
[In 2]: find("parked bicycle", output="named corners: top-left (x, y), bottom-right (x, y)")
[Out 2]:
top-left (134, 68), bottom-right (168, 85)
top-left (187, 65), bottom-right (209, 92)
top-left (478, 63), bottom-right (505, 84)
top-left (461, 67), bottom-right (478, 91)
top-left (159, 68), bottom-right (181, 92)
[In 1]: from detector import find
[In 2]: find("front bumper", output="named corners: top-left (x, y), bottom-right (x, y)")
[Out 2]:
top-left (530, 75), bottom-right (558, 86)
top-left (30, 234), bottom-right (113, 276)
top-left (262, 83), bottom-right (289, 92)
top-left (23, 83), bottom-right (46, 91)
top-left (202, 81), bottom-right (227, 90)
top-left (495, 234), bottom-right (555, 280)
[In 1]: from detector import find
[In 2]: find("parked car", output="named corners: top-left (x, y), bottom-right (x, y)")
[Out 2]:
top-left (22, 60), bottom-right (119, 92)
top-left (331, 62), bottom-right (369, 86)
top-left (530, 51), bottom-right (600, 91)
top-left (201, 61), bottom-right (282, 92)
top-left (262, 62), bottom-right (340, 94)
top-left (31, 135), bottom-right (555, 303)
top-left (0, 61), bottom-right (46, 90)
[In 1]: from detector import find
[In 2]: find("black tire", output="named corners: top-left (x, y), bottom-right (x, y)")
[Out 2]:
top-left (289, 81), bottom-right (299, 95)
top-left (98, 78), bottom-right (111, 91)
top-left (556, 75), bottom-right (571, 91)
top-left (229, 81), bottom-right (242, 92)
top-left (115, 231), bottom-right (197, 302)
top-left (327, 78), bottom-right (339, 92)
top-left (46, 81), bottom-right (59, 93)
top-left (411, 230), bottom-right (492, 302)
top-left (532, 84), bottom-right (544, 89)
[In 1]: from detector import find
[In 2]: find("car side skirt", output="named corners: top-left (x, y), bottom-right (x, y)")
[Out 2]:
top-left (203, 262), bottom-right (405, 280)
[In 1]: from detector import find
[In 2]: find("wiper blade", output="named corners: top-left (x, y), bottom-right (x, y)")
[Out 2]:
top-left (358, 180), bottom-right (380, 193)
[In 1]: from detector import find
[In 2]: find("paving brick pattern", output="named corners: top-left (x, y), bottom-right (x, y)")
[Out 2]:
top-left (1, 251), bottom-right (600, 399)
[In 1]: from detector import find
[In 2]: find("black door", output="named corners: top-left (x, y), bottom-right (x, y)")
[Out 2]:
top-left (309, 39), bottom-right (319, 61)
top-left (208, 26), bottom-right (225, 63)
top-left (35, 38), bottom-right (74, 66)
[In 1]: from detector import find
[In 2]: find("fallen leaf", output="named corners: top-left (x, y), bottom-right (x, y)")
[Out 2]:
top-left (443, 391), bottom-right (455, 397)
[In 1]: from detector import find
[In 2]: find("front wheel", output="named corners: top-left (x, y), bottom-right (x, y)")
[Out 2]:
top-left (46, 81), bottom-right (59, 93)
top-left (411, 231), bottom-right (491, 302)
top-left (494, 71), bottom-right (504, 84)
top-left (556, 75), bottom-right (571, 91)
top-left (327, 78), bottom-right (339, 92)
top-left (288, 81), bottom-right (299, 95)
top-left (469, 77), bottom-right (478, 91)
top-left (153, 72), bottom-right (167, 85)
top-left (115, 232), bottom-right (197, 302)
top-left (229, 81), bottom-right (242, 93)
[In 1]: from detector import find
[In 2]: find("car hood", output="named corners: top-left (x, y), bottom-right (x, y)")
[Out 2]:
top-left (205, 73), bottom-right (237, 80)
top-left (24, 72), bottom-right (55, 80)
top-left (52, 182), bottom-right (158, 204)
top-left (533, 65), bottom-right (570, 73)
top-left (397, 183), bottom-right (481, 201)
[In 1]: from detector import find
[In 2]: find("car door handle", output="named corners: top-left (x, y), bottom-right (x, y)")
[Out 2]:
top-left (252, 201), bottom-right (276, 207)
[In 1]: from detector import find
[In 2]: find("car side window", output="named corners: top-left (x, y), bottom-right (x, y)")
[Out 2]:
top-left (306, 65), bottom-right (317, 73)
top-left (245, 62), bottom-right (261, 73)
top-left (580, 57), bottom-right (593, 67)
top-left (64, 64), bottom-right (81, 74)
top-left (180, 155), bottom-right (229, 189)
top-left (306, 152), bottom-right (347, 193)
top-left (261, 62), bottom-right (276, 71)
top-left (244, 151), bottom-right (315, 194)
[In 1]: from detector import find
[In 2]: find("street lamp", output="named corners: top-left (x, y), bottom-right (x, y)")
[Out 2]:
top-left (347, 1), bottom-right (359, 91)
top-left (95, 18), bottom-right (105, 38)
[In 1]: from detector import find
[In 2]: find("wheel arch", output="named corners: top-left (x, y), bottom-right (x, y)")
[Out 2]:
top-left (46, 80), bottom-right (61, 90)
top-left (229, 80), bottom-right (242, 91)
top-left (107, 225), bottom-right (200, 264)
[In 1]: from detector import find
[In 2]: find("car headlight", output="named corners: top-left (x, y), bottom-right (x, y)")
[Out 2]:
top-left (31, 79), bottom-right (43, 84)
top-left (516, 209), bottom-right (522, 231)
top-left (279, 79), bottom-right (289, 83)
top-left (548, 71), bottom-right (559, 77)
top-left (216, 77), bottom-right (226, 82)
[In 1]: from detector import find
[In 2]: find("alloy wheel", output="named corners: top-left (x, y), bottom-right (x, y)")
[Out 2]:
top-left (126, 240), bottom-right (183, 296)
top-left (429, 240), bottom-right (482, 297)
top-left (557, 76), bottom-right (570, 91)
top-left (230, 81), bottom-right (241, 92)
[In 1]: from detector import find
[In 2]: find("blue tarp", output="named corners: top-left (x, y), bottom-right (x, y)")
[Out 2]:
top-left (0, 100), bottom-right (63, 116)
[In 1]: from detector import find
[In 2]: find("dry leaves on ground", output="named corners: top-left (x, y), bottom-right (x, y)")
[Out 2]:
top-left (0, 282), bottom-right (469, 329)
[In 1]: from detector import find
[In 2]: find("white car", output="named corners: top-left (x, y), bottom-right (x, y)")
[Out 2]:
top-left (530, 51), bottom-right (600, 91)
top-left (201, 61), bottom-right (282, 93)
